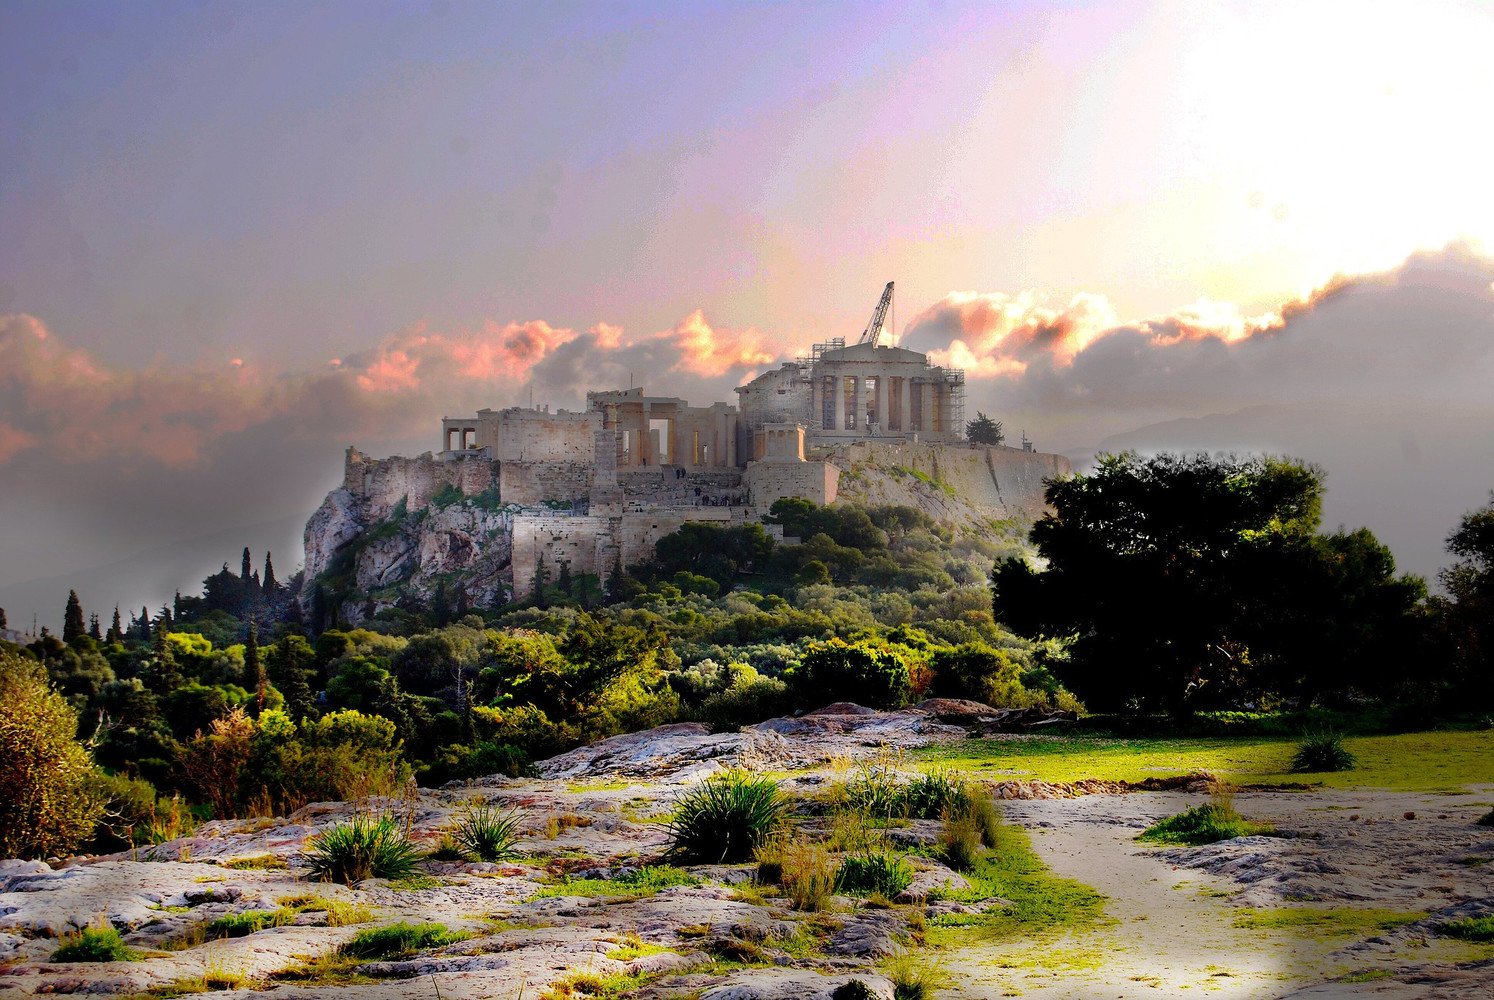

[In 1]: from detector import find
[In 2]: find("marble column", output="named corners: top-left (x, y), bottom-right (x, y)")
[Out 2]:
top-left (833, 374), bottom-right (846, 431)
top-left (875, 377), bottom-right (888, 435)
top-left (899, 378), bottom-right (913, 433)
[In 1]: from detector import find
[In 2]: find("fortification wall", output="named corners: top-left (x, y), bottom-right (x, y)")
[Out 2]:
top-left (744, 460), bottom-right (839, 510)
top-left (511, 512), bottom-right (613, 599)
top-left (343, 447), bottom-right (498, 520)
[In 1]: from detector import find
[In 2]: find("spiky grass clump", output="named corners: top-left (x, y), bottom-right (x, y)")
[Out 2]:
top-left (1138, 791), bottom-right (1273, 846)
top-left (669, 770), bottom-right (787, 863)
top-left (303, 814), bottom-right (422, 885)
top-left (900, 769), bottom-right (967, 820)
top-left (51, 923), bottom-right (140, 962)
top-left (450, 804), bottom-right (524, 862)
top-left (836, 851), bottom-right (914, 897)
top-left (340, 921), bottom-right (467, 960)
top-left (205, 908), bottom-right (295, 938)
top-left (939, 810), bottom-right (985, 871)
top-left (1291, 729), bottom-right (1357, 773)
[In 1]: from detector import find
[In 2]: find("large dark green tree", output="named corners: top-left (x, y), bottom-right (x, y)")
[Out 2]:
top-left (966, 412), bottom-right (1005, 446)
top-left (993, 452), bottom-right (1425, 712)
top-left (1437, 492), bottom-right (1494, 707)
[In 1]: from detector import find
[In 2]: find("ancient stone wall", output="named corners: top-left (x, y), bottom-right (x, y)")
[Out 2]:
top-left (511, 512), bottom-right (613, 598)
top-left (735, 363), bottom-right (811, 433)
top-left (499, 462), bottom-right (595, 507)
top-left (492, 409), bottom-right (598, 463)
top-left (343, 447), bottom-right (498, 521)
top-left (743, 460), bottom-right (840, 510)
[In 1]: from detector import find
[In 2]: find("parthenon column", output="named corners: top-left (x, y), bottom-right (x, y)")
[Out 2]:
top-left (726, 414), bottom-right (738, 467)
top-left (811, 376), bottom-right (823, 429)
top-left (899, 378), bottom-right (913, 433)
top-left (640, 401), bottom-right (652, 465)
top-left (920, 381), bottom-right (934, 434)
top-left (874, 377), bottom-right (888, 434)
top-left (833, 375), bottom-right (846, 431)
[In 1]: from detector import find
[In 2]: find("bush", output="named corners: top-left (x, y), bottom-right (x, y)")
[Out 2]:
top-left (900, 769), bottom-right (967, 820)
top-left (778, 840), bottom-right (837, 912)
top-left (1291, 729), bottom-right (1357, 772)
top-left (1439, 916), bottom-right (1494, 942)
top-left (1137, 793), bottom-right (1273, 846)
top-left (832, 981), bottom-right (879, 1000)
top-left (450, 804), bottom-right (524, 862)
top-left (669, 771), bottom-right (787, 863)
top-left (793, 640), bottom-right (910, 710)
top-left (1478, 808), bottom-right (1494, 827)
top-left (51, 923), bottom-right (139, 962)
top-left (836, 852), bottom-right (914, 897)
top-left (303, 815), bottom-right (422, 884)
top-left (698, 667), bottom-right (791, 731)
top-left (340, 921), bottom-right (466, 959)
top-left (205, 908), bottom-right (294, 938)
top-left (0, 651), bottom-right (105, 859)
top-left (88, 772), bottom-right (161, 851)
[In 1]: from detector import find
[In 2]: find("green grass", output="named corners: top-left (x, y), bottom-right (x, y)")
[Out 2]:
top-left (1439, 916), bottom-right (1494, 942)
top-left (925, 820), bottom-right (1107, 945)
top-left (1232, 907), bottom-right (1425, 938)
top-left (531, 865), bottom-right (700, 899)
top-left (204, 908), bottom-right (296, 938)
top-left (340, 921), bottom-right (469, 960)
top-left (303, 815), bottom-right (422, 884)
top-left (1137, 802), bottom-right (1274, 846)
top-left (914, 730), bottom-right (1494, 791)
top-left (51, 924), bottom-right (141, 962)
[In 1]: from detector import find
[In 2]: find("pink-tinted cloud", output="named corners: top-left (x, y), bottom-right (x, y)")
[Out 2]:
top-left (660, 309), bottom-right (777, 378)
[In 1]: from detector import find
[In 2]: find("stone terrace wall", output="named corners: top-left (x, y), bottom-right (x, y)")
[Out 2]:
top-left (743, 460), bottom-right (840, 510)
top-left (500, 462), bottom-right (595, 507)
top-left (511, 513), bottom-right (613, 599)
top-left (493, 409), bottom-right (598, 463)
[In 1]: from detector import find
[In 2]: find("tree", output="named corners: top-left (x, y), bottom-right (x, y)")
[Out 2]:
top-left (791, 639), bottom-right (910, 710)
top-left (432, 579), bottom-right (450, 628)
top-left (262, 552), bottom-right (278, 594)
top-left (245, 624), bottom-right (267, 714)
top-left (653, 522), bottom-right (775, 588)
top-left (966, 412), bottom-right (1005, 446)
top-left (531, 555), bottom-right (548, 609)
top-left (63, 590), bottom-right (86, 643)
top-left (0, 650), bottom-right (106, 859)
top-left (1438, 492), bottom-right (1494, 707)
top-left (241, 547), bottom-right (253, 580)
top-left (0, 607), bottom-right (7, 632)
top-left (88, 613), bottom-right (102, 642)
top-left (557, 560), bottom-right (573, 599)
top-left (993, 452), bottom-right (1422, 713)
top-left (107, 607), bottom-right (123, 644)
top-left (267, 635), bottom-right (318, 721)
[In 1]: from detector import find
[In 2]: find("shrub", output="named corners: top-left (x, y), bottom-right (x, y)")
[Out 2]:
top-left (88, 772), bottom-right (161, 851)
top-left (51, 923), bottom-right (139, 962)
top-left (900, 769), bottom-right (967, 820)
top-left (1439, 916), bottom-right (1494, 942)
top-left (793, 640), bottom-right (910, 710)
top-left (1478, 809), bottom-right (1494, 827)
top-left (836, 852), bottom-right (914, 897)
top-left (0, 651), bottom-right (106, 859)
top-left (832, 981), bottom-right (879, 1000)
top-left (1137, 793), bottom-right (1273, 846)
top-left (450, 804), bottom-right (524, 862)
top-left (958, 792), bottom-right (1002, 848)
top-left (698, 668), bottom-right (791, 731)
top-left (845, 755), bottom-right (905, 821)
top-left (939, 811), bottom-right (984, 871)
top-left (1291, 729), bottom-right (1357, 772)
top-left (669, 770), bottom-right (787, 863)
top-left (303, 815), bottom-right (422, 884)
top-left (779, 840), bottom-right (837, 912)
top-left (340, 921), bottom-right (466, 959)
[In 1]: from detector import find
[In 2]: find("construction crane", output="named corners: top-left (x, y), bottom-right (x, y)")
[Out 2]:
top-left (858, 281), bottom-right (894, 346)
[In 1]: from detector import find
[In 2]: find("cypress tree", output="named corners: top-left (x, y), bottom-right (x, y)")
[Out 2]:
top-left (148, 620), bottom-right (182, 693)
top-left (139, 606), bottom-right (152, 642)
top-left (532, 555), bottom-right (548, 609)
top-left (108, 607), bottom-right (123, 644)
top-left (606, 551), bottom-right (626, 604)
top-left (88, 613), bottom-right (101, 641)
top-left (557, 560), bottom-right (573, 599)
top-left (433, 579), bottom-right (450, 627)
top-left (454, 585), bottom-right (469, 621)
top-left (262, 552), bottom-right (277, 593)
top-left (240, 547), bottom-right (253, 580)
top-left (245, 623), bottom-right (266, 714)
top-left (63, 590), bottom-right (85, 643)
top-left (0, 607), bottom-right (7, 631)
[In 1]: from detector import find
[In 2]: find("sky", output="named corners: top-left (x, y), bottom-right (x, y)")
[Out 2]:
top-left (3, 0), bottom-right (1494, 626)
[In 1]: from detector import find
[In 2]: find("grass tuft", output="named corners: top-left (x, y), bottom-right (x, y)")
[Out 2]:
top-left (51, 923), bottom-right (140, 963)
top-left (303, 814), bottom-right (422, 884)
top-left (884, 953), bottom-right (950, 999)
top-left (837, 851), bottom-right (914, 898)
top-left (1291, 729), bottom-right (1358, 772)
top-left (1439, 915), bottom-right (1494, 942)
top-left (1138, 791), bottom-right (1273, 846)
top-left (339, 921), bottom-right (468, 960)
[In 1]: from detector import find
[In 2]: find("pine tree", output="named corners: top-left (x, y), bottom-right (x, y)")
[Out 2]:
top-left (173, 591), bottom-right (182, 617)
top-left (557, 560), bottom-right (573, 599)
top-left (88, 613), bottom-right (101, 641)
top-left (267, 636), bottom-right (318, 721)
top-left (157, 603), bottom-right (173, 631)
top-left (262, 552), bottom-right (277, 594)
top-left (433, 579), bottom-right (450, 628)
top-left (454, 585), bottom-right (469, 621)
top-left (63, 590), bottom-right (85, 643)
top-left (0, 607), bottom-right (7, 631)
top-left (965, 411), bottom-right (1005, 446)
top-left (139, 607), bottom-right (152, 642)
top-left (245, 623), bottom-right (266, 714)
top-left (147, 621), bottom-right (182, 693)
top-left (241, 547), bottom-right (253, 580)
top-left (532, 555), bottom-right (548, 609)
top-left (107, 607), bottom-right (123, 644)
top-left (606, 551), bottom-right (627, 604)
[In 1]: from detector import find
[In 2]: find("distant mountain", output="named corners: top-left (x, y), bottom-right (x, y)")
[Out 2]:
top-left (1070, 400), bottom-right (1494, 583)
top-left (0, 513), bottom-right (306, 634)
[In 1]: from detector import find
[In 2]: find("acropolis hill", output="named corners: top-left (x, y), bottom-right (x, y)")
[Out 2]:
top-left (303, 294), bottom-right (1070, 619)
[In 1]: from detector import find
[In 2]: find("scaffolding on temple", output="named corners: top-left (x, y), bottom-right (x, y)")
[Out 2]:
top-left (944, 368), bottom-right (966, 438)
